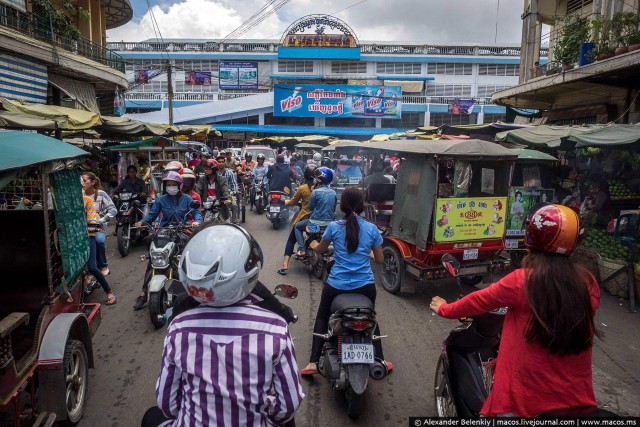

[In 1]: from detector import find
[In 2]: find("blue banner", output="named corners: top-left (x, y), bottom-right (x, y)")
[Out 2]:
top-left (274, 84), bottom-right (402, 119)
top-left (219, 62), bottom-right (258, 90)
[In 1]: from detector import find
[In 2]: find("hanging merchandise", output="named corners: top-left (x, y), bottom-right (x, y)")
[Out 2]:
top-left (113, 90), bottom-right (126, 116)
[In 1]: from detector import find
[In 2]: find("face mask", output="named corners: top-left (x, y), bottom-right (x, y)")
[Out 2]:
top-left (166, 186), bottom-right (179, 195)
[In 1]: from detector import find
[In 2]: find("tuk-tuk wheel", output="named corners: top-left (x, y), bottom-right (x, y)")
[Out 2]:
top-left (62, 340), bottom-right (89, 425)
top-left (459, 276), bottom-right (483, 287)
top-left (380, 245), bottom-right (404, 294)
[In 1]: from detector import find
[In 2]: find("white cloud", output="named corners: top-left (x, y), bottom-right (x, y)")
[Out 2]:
top-left (108, 0), bottom-right (524, 44)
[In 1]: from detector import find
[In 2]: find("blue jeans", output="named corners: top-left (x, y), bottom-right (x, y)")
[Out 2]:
top-left (294, 219), bottom-right (309, 252)
top-left (95, 227), bottom-right (107, 269)
top-left (284, 227), bottom-right (297, 256)
top-left (88, 236), bottom-right (111, 294)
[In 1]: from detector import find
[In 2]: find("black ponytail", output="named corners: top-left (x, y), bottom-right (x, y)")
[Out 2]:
top-left (341, 187), bottom-right (364, 253)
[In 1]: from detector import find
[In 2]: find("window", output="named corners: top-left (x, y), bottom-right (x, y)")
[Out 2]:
top-left (325, 117), bottom-right (375, 127)
top-left (476, 85), bottom-right (510, 97)
top-left (331, 61), bottom-right (367, 74)
top-left (426, 84), bottom-right (472, 97)
top-left (277, 61), bottom-right (314, 73)
top-left (426, 63), bottom-right (472, 75)
top-left (478, 64), bottom-right (519, 76)
top-left (430, 113), bottom-right (477, 126)
top-left (381, 112), bottom-right (424, 128)
top-left (376, 62), bottom-right (421, 74)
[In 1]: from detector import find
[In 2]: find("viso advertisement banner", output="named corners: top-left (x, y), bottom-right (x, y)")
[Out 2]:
top-left (506, 188), bottom-right (555, 236)
top-left (219, 62), bottom-right (258, 89)
top-left (274, 84), bottom-right (402, 119)
top-left (434, 197), bottom-right (508, 242)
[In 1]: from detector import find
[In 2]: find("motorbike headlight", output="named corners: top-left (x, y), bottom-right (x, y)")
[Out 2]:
top-left (150, 249), bottom-right (170, 268)
top-left (120, 193), bottom-right (132, 201)
top-left (203, 201), bottom-right (213, 209)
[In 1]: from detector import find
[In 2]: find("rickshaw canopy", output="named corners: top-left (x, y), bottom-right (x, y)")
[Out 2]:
top-left (339, 138), bottom-right (518, 159)
top-left (103, 136), bottom-right (194, 152)
top-left (0, 131), bottom-right (88, 172)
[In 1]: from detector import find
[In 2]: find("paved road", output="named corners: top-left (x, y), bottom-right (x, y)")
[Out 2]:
top-left (80, 209), bottom-right (640, 427)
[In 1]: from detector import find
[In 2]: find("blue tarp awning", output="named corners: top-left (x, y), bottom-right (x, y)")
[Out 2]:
top-left (209, 124), bottom-right (408, 136)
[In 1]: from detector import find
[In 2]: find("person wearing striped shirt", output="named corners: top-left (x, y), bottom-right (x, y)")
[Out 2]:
top-left (142, 224), bottom-right (304, 427)
top-left (216, 154), bottom-right (240, 224)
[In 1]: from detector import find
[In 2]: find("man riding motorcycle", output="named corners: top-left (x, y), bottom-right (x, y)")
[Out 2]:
top-left (141, 224), bottom-right (305, 427)
top-left (215, 154), bottom-right (239, 224)
top-left (111, 165), bottom-right (148, 198)
top-left (238, 153), bottom-right (257, 173)
top-left (181, 168), bottom-right (201, 206)
top-left (267, 154), bottom-right (294, 194)
top-left (194, 159), bottom-right (231, 214)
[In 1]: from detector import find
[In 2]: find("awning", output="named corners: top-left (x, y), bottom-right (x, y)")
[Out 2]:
top-left (0, 98), bottom-right (102, 130)
top-left (322, 140), bottom-right (365, 151)
top-left (384, 80), bottom-right (424, 93)
top-left (337, 138), bottom-right (518, 158)
top-left (103, 136), bottom-right (194, 152)
top-left (495, 125), bottom-right (595, 148)
top-left (295, 143), bottom-right (324, 149)
top-left (0, 130), bottom-right (88, 171)
top-left (569, 124), bottom-right (640, 147)
top-left (250, 135), bottom-right (335, 145)
top-left (212, 124), bottom-right (407, 136)
top-left (0, 111), bottom-right (56, 130)
top-left (48, 74), bottom-right (100, 114)
top-left (511, 148), bottom-right (558, 162)
top-left (98, 116), bottom-right (167, 137)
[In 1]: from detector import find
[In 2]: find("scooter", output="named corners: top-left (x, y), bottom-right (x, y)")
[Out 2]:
top-left (202, 196), bottom-right (228, 223)
top-left (113, 192), bottom-right (147, 257)
top-left (434, 254), bottom-right (619, 419)
top-left (252, 179), bottom-right (267, 214)
top-left (314, 263), bottom-right (387, 418)
top-left (267, 191), bottom-right (291, 230)
top-left (298, 223), bottom-right (333, 279)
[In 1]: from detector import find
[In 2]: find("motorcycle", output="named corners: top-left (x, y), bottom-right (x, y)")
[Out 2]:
top-left (113, 192), bottom-right (147, 257)
top-left (267, 191), bottom-right (291, 230)
top-left (236, 172), bottom-right (253, 222)
top-left (298, 223), bottom-right (333, 280)
top-left (313, 263), bottom-right (387, 418)
top-left (202, 196), bottom-right (229, 223)
top-left (433, 254), bottom-right (618, 419)
top-left (252, 179), bottom-right (267, 214)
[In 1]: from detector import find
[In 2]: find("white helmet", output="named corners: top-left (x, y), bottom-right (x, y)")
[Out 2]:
top-left (178, 224), bottom-right (263, 307)
top-left (313, 152), bottom-right (322, 162)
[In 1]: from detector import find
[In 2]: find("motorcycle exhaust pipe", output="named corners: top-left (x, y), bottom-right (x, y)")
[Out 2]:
top-left (370, 361), bottom-right (387, 380)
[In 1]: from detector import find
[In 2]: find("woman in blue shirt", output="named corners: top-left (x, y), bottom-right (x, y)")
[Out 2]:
top-left (300, 187), bottom-right (392, 376)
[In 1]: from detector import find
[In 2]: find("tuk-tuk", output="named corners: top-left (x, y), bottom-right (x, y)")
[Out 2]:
top-left (0, 131), bottom-right (100, 425)
top-left (504, 148), bottom-right (559, 267)
top-left (339, 138), bottom-right (517, 293)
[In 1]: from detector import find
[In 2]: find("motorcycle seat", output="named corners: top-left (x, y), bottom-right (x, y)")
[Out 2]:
top-left (331, 294), bottom-right (374, 312)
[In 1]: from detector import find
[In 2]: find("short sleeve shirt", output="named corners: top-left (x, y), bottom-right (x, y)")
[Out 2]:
top-left (322, 216), bottom-right (383, 290)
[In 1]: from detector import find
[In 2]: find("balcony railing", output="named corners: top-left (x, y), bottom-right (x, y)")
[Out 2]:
top-left (108, 40), bottom-right (548, 58)
top-left (0, 7), bottom-right (126, 73)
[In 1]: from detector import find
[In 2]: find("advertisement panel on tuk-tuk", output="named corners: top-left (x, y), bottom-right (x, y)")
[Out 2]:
top-left (505, 187), bottom-right (555, 236)
top-left (433, 197), bottom-right (508, 243)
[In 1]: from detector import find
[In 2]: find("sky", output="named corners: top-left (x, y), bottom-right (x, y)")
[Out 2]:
top-left (107, 0), bottom-right (525, 45)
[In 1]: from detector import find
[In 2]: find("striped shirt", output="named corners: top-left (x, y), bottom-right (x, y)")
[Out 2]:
top-left (156, 297), bottom-right (305, 426)
top-left (218, 170), bottom-right (238, 193)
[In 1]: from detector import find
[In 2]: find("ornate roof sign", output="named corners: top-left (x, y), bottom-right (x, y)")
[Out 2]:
top-left (280, 15), bottom-right (359, 48)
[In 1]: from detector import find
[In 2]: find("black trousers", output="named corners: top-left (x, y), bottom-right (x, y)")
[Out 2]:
top-left (310, 283), bottom-right (384, 363)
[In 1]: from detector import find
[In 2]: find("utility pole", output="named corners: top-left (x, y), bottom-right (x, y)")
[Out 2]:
top-left (167, 62), bottom-right (174, 126)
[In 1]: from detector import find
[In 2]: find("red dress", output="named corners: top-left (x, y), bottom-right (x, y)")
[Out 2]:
top-left (438, 269), bottom-right (599, 417)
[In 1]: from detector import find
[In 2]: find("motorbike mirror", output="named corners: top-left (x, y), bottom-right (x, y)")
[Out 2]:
top-left (190, 200), bottom-right (201, 210)
top-left (441, 253), bottom-right (460, 277)
top-left (274, 284), bottom-right (298, 299)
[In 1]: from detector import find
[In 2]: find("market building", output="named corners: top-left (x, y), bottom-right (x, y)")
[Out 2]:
top-left (108, 15), bottom-right (547, 138)
top-left (0, 0), bottom-right (131, 114)
top-left (492, 0), bottom-right (640, 125)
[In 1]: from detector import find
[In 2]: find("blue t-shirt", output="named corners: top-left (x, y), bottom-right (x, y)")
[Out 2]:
top-left (323, 216), bottom-right (383, 290)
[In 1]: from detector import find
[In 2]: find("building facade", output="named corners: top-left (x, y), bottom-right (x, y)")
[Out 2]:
top-left (110, 15), bottom-right (548, 134)
top-left (0, 0), bottom-right (131, 114)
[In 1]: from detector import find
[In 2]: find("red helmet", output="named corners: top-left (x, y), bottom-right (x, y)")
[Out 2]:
top-left (525, 204), bottom-right (584, 256)
top-left (205, 159), bottom-right (219, 169)
top-left (165, 161), bottom-right (184, 175)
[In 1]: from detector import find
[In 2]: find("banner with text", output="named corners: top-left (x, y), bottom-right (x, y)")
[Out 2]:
top-left (219, 62), bottom-right (258, 89)
top-left (434, 197), bottom-right (507, 242)
top-left (506, 187), bottom-right (555, 236)
top-left (448, 98), bottom-right (475, 115)
top-left (273, 84), bottom-right (402, 119)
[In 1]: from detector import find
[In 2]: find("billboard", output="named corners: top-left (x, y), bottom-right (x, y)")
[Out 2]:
top-left (185, 71), bottom-right (212, 85)
top-left (506, 187), bottom-right (555, 236)
top-left (448, 99), bottom-right (475, 115)
top-left (134, 70), bottom-right (149, 84)
top-left (274, 84), bottom-right (402, 119)
top-left (433, 197), bottom-right (508, 242)
top-left (219, 62), bottom-right (258, 89)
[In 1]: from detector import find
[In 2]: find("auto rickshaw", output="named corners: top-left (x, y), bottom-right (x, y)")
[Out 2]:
top-left (0, 131), bottom-right (101, 425)
top-left (504, 148), bottom-right (559, 267)
top-left (338, 138), bottom-right (517, 294)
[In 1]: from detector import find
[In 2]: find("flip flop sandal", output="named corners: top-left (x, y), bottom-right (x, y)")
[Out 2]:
top-left (277, 268), bottom-right (288, 276)
top-left (106, 295), bottom-right (118, 305)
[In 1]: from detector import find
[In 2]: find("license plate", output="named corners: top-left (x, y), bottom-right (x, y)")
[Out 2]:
top-left (460, 265), bottom-right (489, 276)
top-left (341, 343), bottom-right (375, 365)
top-left (270, 206), bottom-right (280, 212)
top-left (505, 239), bottom-right (520, 249)
top-left (463, 249), bottom-right (479, 260)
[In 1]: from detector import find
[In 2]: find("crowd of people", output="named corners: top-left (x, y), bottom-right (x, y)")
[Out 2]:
top-left (82, 144), bottom-right (604, 426)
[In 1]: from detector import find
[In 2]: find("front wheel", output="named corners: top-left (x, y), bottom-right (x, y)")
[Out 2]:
top-left (460, 276), bottom-right (483, 287)
top-left (116, 222), bottom-right (130, 257)
top-left (346, 385), bottom-right (365, 418)
top-left (149, 291), bottom-right (167, 329)
top-left (62, 340), bottom-right (89, 425)
top-left (241, 205), bottom-right (246, 223)
top-left (434, 353), bottom-right (457, 417)
top-left (272, 219), bottom-right (280, 230)
top-left (380, 245), bottom-right (404, 294)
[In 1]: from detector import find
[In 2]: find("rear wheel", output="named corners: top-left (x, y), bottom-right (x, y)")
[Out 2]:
top-left (434, 353), bottom-right (457, 417)
top-left (272, 220), bottom-right (280, 230)
top-left (346, 386), bottom-right (365, 418)
top-left (149, 291), bottom-right (167, 329)
top-left (312, 255), bottom-right (325, 279)
top-left (116, 223), bottom-right (130, 257)
top-left (460, 276), bottom-right (483, 286)
top-left (62, 340), bottom-right (89, 425)
top-left (380, 245), bottom-right (404, 294)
